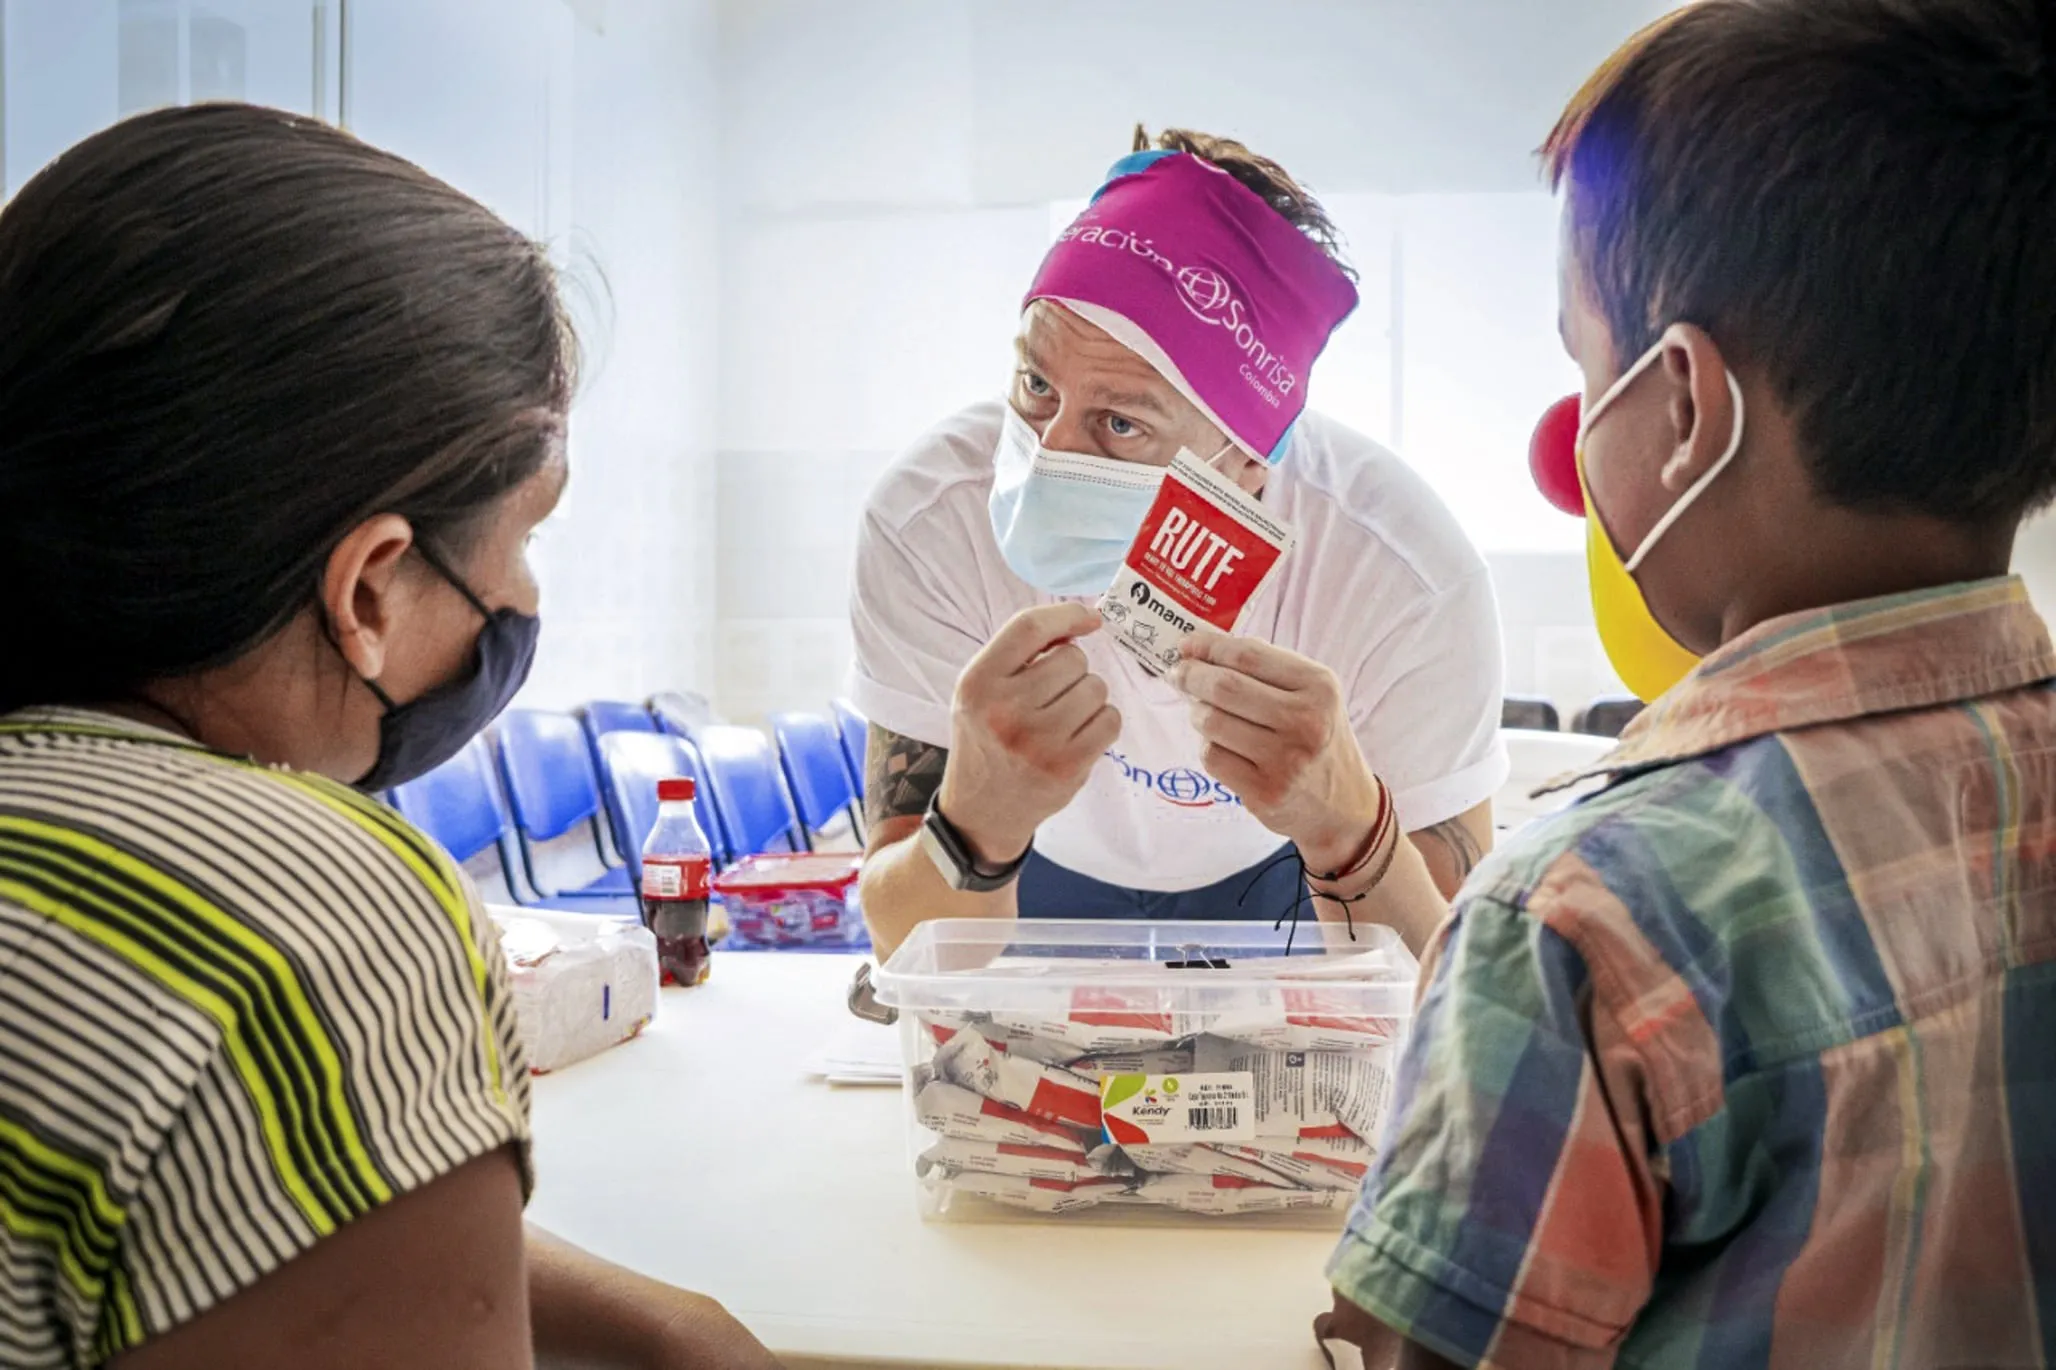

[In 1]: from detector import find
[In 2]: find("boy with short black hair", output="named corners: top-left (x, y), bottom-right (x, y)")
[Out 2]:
top-left (1322, 1), bottom-right (2056, 1366)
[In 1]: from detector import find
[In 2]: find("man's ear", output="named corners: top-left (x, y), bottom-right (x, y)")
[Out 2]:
top-left (322, 514), bottom-right (417, 685)
top-left (1210, 428), bottom-right (1266, 496)
top-left (1656, 322), bottom-right (1739, 494)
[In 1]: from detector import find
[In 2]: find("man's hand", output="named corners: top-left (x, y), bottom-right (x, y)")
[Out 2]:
top-left (934, 602), bottom-right (1121, 866)
top-left (856, 604), bottom-right (1114, 957)
top-left (1170, 629), bottom-right (1383, 873)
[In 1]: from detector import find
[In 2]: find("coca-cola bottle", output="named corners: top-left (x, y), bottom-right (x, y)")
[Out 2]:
top-left (639, 778), bottom-right (714, 986)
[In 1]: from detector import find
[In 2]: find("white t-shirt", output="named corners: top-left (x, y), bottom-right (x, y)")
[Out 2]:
top-left (848, 400), bottom-right (1508, 892)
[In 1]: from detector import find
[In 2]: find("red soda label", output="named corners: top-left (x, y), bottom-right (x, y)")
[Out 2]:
top-left (641, 855), bottom-right (711, 901)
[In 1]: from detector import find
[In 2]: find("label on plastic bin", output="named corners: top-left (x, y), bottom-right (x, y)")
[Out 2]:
top-left (1099, 1071), bottom-right (1256, 1146)
top-left (1097, 450), bottom-right (1295, 675)
top-left (1195, 1039), bottom-right (1393, 1143)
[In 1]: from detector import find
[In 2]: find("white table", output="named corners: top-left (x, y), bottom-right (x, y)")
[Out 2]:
top-left (1496, 729), bottom-right (1612, 833)
top-left (527, 952), bottom-right (1349, 1370)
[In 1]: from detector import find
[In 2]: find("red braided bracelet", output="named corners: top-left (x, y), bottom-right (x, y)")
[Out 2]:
top-left (1307, 779), bottom-right (1394, 885)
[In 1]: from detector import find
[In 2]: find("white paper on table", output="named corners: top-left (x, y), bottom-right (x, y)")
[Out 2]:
top-left (805, 1016), bottom-right (905, 1085)
top-left (489, 905), bottom-right (658, 1074)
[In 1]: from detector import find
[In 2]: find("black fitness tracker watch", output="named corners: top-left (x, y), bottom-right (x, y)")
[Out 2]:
top-left (919, 797), bottom-right (1031, 893)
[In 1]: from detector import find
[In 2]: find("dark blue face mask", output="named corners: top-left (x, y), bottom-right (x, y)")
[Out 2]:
top-left (351, 543), bottom-right (540, 792)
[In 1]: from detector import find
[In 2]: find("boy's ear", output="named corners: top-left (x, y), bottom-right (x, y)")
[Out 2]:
top-left (1657, 323), bottom-right (1739, 493)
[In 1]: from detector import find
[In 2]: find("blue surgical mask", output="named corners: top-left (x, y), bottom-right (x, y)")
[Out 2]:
top-left (350, 543), bottom-right (540, 791)
top-left (988, 405), bottom-right (1167, 595)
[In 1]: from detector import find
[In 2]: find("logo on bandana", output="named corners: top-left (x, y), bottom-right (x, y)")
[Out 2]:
top-left (1175, 267), bottom-right (1234, 321)
top-left (1170, 264), bottom-right (1294, 408)
top-left (1056, 223), bottom-right (1302, 409)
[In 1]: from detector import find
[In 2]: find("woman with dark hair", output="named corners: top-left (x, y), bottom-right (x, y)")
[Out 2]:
top-left (0, 105), bottom-right (780, 1369)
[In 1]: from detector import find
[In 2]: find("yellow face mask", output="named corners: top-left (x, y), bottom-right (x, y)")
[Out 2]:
top-left (1574, 343), bottom-right (1748, 703)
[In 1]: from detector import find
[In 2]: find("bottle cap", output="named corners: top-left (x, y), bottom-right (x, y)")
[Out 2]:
top-left (657, 778), bottom-right (696, 802)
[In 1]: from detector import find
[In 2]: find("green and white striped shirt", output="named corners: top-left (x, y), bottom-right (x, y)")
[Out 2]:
top-left (0, 710), bottom-right (531, 1367)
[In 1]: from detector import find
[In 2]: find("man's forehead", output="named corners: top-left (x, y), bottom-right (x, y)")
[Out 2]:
top-left (1017, 305), bottom-right (1182, 414)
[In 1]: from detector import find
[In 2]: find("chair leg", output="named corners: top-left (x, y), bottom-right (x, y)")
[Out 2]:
top-left (496, 836), bottom-right (543, 905)
top-left (588, 815), bottom-right (620, 868)
top-left (515, 831), bottom-right (557, 901)
top-left (777, 754), bottom-right (817, 853)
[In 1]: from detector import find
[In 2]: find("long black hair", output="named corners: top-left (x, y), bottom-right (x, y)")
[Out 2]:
top-left (0, 103), bottom-right (578, 713)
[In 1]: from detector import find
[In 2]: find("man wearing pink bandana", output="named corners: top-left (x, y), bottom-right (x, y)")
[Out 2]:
top-left (850, 129), bottom-right (1507, 958)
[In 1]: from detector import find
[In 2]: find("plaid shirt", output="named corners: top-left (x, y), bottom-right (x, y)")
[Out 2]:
top-left (1330, 577), bottom-right (2056, 1369)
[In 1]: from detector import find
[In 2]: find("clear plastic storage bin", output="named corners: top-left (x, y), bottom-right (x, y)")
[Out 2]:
top-left (712, 852), bottom-right (864, 947)
top-left (873, 919), bottom-right (1418, 1227)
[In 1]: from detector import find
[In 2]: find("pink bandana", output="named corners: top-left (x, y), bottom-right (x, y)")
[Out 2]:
top-left (1024, 151), bottom-right (1359, 462)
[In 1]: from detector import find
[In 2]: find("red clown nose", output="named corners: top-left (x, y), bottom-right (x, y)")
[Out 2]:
top-left (1529, 393), bottom-right (1586, 517)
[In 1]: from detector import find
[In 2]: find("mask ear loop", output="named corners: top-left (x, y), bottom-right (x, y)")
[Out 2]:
top-left (1622, 370), bottom-right (1747, 574)
top-left (1576, 341), bottom-right (1669, 449)
top-left (411, 539), bottom-right (496, 620)
top-left (340, 539), bottom-right (493, 713)
top-left (1204, 436), bottom-right (1244, 476)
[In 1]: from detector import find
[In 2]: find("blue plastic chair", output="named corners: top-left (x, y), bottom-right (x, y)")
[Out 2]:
top-left (597, 730), bottom-right (726, 874)
top-left (650, 690), bottom-right (716, 737)
top-left (577, 701), bottom-right (659, 851)
top-left (493, 710), bottom-right (638, 909)
top-left (389, 735), bottom-right (513, 865)
top-left (388, 736), bottom-right (534, 903)
top-left (581, 699), bottom-right (658, 750)
top-left (830, 698), bottom-right (868, 799)
top-left (694, 725), bottom-right (804, 858)
top-left (1574, 694), bottom-right (1644, 739)
top-left (769, 711), bottom-right (859, 844)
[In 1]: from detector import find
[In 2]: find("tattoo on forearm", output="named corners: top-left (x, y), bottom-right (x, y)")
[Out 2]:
top-left (866, 726), bottom-right (949, 827)
top-left (1416, 816), bottom-right (1485, 882)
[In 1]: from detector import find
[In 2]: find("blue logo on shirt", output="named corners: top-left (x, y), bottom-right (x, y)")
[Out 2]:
top-left (1105, 751), bottom-right (1243, 809)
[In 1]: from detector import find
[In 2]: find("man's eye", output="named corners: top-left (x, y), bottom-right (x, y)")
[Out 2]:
top-left (1021, 372), bottom-right (1053, 397)
top-left (1107, 414), bottom-right (1140, 438)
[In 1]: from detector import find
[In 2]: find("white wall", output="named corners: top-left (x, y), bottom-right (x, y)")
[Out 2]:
top-left (712, 0), bottom-right (1673, 724)
top-left (28, 1), bottom-right (2044, 727)
top-left (528, 0), bottom-right (721, 709)
top-left (2, 0), bottom-right (723, 712)
top-left (2, 3), bottom-right (120, 192)
top-left (345, 0), bottom-right (574, 244)
top-left (345, 0), bottom-right (723, 711)
top-left (4, 0), bottom-right (329, 194)
top-left (2015, 515), bottom-right (2056, 619)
